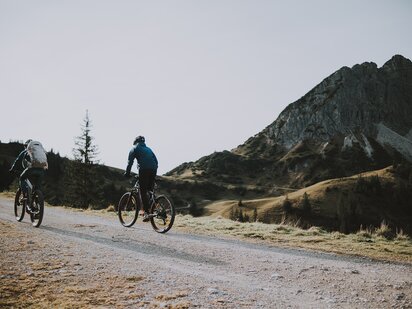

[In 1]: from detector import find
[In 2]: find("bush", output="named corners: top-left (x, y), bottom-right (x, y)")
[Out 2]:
top-left (282, 196), bottom-right (292, 213)
top-left (300, 192), bottom-right (311, 213)
top-left (253, 207), bottom-right (258, 222)
top-left (189, 200), bottom-right (203, 217)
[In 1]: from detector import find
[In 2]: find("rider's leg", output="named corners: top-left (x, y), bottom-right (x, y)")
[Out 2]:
top-left (139, 170), bottom-right (151, 213)
top-left (28, 168), bottom-right (44, 190)
top-left (19, 168), bottom-right (29, 197)
top-left (139, 169), bottom-right (156, 213)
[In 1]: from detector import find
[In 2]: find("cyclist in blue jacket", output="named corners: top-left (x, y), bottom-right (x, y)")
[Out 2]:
top-left (124, 136), bottom-right (158, 222)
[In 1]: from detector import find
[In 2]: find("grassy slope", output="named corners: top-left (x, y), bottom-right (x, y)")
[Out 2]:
top-left (203, 166), bottom-right (411, 233)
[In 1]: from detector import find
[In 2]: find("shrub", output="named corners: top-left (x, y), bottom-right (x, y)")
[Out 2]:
top-left (300, 192), bottom-right (311, 213)
top-left (369, 175), bottom-right (382, 194)
top-left (189, 200), bottom-right (203, 217)
top-left (282, 196), bottom-right (292, 213)
top-left (355, 174), bottom-right (368, 193)
top-left (253, 207), bottom-right (258, 222)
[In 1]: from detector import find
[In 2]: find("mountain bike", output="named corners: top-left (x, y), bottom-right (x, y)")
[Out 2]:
top-left (118, 175), bottom-right (175, 233)
top-left (14, 177), bottom-right (44, 228)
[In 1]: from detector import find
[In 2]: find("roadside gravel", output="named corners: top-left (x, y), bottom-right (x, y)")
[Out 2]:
top-left (0, 198), bottom-right (411, 308)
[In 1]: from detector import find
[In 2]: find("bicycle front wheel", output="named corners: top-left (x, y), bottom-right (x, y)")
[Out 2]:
top-left (150, 195), bottom-right (175, 233)
top-left (118, 192), bottom-right (139, 227)
top-left (14, 188), bottom-right (25, 222)
top-left (30, 190), bottom-right (44, 228)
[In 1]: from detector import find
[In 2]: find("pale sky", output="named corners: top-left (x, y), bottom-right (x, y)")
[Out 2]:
top-left (1, 0), bottom-right (411, 174)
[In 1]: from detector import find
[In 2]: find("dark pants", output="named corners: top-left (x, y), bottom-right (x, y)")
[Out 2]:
top-left (139, 169), bottom-right (156, 212)
top-left (20, 168), bottom-right (44, 195)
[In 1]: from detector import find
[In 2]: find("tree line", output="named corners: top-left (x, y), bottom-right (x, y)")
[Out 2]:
top-left (0, 111), bottom-right (127, 210)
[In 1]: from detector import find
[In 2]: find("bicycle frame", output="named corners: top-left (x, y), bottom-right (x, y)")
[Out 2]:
top-left (129, 176), bottom-right (155, 210)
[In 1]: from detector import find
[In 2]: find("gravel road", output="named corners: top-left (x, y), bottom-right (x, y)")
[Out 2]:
top-left (0, 197), bottom-right (411, 308)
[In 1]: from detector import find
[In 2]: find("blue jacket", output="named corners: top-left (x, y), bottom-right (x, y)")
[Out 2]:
top-left (126, 142), bottom-right (158, 174)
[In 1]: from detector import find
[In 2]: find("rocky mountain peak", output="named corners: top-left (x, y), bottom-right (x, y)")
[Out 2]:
top-left (382, 54), bottom-right (412, 71)
top-left (236, 55), bottom-right (412, 160)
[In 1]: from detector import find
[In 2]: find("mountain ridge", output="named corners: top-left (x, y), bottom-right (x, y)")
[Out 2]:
top-left (236, 54), bottom-right (412, 154)
top-left (168, 55), bottom-right (412, 191)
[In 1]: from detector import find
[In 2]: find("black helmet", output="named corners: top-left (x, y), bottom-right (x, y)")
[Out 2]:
top-left (133, 136), bottom-right (145, 145)
top-left (24, 139), bottom-right (32, 147)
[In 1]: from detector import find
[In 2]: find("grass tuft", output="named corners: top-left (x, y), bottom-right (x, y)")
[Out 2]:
top-left (105, 205), bottom-right (115, 212)
top-left (395, 229), bottom-right (410, 241)
top-left (375, 221), bottom-right (395, 240)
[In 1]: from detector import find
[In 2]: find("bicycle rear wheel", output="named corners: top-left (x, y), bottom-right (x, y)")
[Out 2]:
top-left (14, 188), bottom-right (25, 222)
top-left (150, 195), bottom-right (175, 233)
top-left (30, 190), bottom-right (44, 228)
top-left (118, 192), bottom-right (139, 227)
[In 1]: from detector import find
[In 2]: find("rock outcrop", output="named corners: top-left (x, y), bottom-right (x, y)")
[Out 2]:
top-left (238, 55), bottom-right (412, 159)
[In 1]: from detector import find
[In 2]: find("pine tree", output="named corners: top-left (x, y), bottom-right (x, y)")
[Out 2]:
top-left (238, 209), bottom-right (244, 222)
top-left (300, 192), bottom-right (311, 213)
top-left (74, 110), bottom-right (99, 165)
top-left (229, 206), bottom-right (235, 221)
top-left (337, 191), bottom-right (348, 233)
top-left (67, 110), bottom-right (102, 209)
top-left (253, 207), bottom-right (258, 222)
top-left (234, 208), bottom-right (240, 221)
top-left (282, 195), bottom-right (292, 213)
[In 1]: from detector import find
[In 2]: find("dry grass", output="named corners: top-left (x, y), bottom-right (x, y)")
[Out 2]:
top-left (155, 291), bottom-right (189, 301)
top-left (0, 191), bottom-right (15, 199)
top-left (174, 214), bottom-right (412, 264)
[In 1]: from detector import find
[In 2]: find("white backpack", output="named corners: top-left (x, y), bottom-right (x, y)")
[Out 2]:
top-left (27, 141), bottom-right (48, 169)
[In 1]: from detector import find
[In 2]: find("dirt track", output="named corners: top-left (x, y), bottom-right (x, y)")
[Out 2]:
top-left (0, 197), bottom-right (411, 308)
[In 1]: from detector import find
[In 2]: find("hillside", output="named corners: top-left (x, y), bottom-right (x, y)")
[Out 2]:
top-left (204, 165), bottom-right (412, 234)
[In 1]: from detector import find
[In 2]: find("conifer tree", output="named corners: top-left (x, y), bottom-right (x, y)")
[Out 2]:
top-left (337, 191), bottom-right (348, 233)
top-left (253, 207), bottom-right (258, 222)
top-left (67, 110), bottom-right (102, 209)
top-left (282, 195), bottom-right (292, 213)
top-left (300, 192), bottom-right (311, 213)
top-left (229, 206), bottom-right (235, 221)
top-left (238, 209), bottom-right (244, 222)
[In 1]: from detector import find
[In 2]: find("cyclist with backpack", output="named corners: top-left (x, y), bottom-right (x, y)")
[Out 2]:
top-left (124, 136), bottom-right (158, 222)
top-left (9, 140), bottom-right (48, 201)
